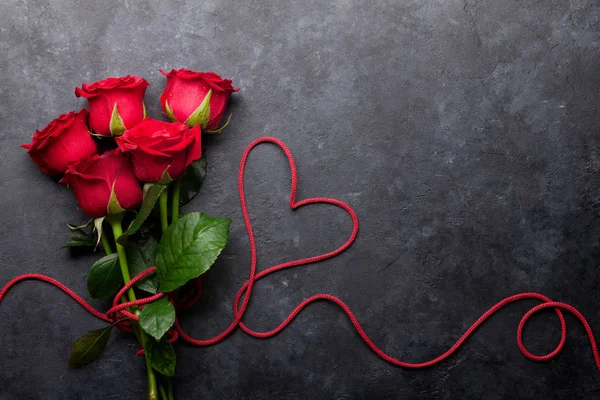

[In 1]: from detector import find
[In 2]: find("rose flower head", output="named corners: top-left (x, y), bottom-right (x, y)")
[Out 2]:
top-left (21, 109), bottom-right (97, 176)
top-left (75, 75), bottom-right (150, 136)
top-left (60, 149), bottom-right (142, 218)
top-left (160, 69), bottom-right (239, 131)
top-left (116, 117), bottom-right (201, 183)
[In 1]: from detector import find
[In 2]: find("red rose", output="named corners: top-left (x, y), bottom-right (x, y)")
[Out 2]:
top-left (160, 69), bottom-right (239, 131)
top-left (75, 75), bottom-right (150, 137)
top-left (116, 117), bottom-right (201, 183)
top-left (21, 109), bottom-right (97, 176)
top-left (59, 149), bottom-right (142, 218)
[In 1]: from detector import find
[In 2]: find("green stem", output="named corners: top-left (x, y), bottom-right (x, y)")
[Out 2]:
top-left (171, 179), bottom-right (181, 224)
top-left (157, 375), bottom-right (174, 400)
top-left (106, 215), bottom-right (159, 400)
top-left (141, 330), bottom-right (159, 400)
top-left (100, 231), bottom-right (112, 254)
top-left (167, 377), bottom-right (174, 400)
top-left (160, 188), bottom-right (178, 400)
top-left (108, 215), bottom-right (136, 303)
top-left (159, 384), bottom-right (168, 400)
top-left (100, 232), bottom-right (128, 303)
top-left (159, 189), bottom-right (169, 233)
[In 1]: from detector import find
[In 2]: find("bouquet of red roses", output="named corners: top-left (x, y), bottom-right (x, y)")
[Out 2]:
top-left (20, 69), bottom-right (239, 400)
top-left (9, 63), bottom-right (600, 400)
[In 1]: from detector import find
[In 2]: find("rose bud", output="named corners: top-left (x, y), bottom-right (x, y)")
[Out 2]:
top-left (21, 109), bottom-right (97, 176)
top-left (59, 149), bottom-right (142, 218)
top-left (160, 69), bottom-right (239, 132)
top-left (116, 117), bottom-right (201, 183)
top-left (75, 75), bottom-right (150, 137)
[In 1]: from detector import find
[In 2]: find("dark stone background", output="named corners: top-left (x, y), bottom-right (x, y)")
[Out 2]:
top-left (1, 0), bottom-right (599, 399)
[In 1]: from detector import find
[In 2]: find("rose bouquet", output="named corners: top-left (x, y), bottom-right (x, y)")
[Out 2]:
top-left (5, 66), bottom-right (600, 400)
top-left (20, 69), bottom-right (238, 399)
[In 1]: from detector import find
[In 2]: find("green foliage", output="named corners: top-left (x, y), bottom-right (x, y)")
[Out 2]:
top-left (145, 334), bottom-right (176, 376)
top-left (68, 323), bottom-right (115, 368)
top-left (155, 212), bottom-right (231, 292)
top-left (139, 298), bottom-right (175, 341)
top-left (178, 154), bottom-right (207, 206)
top-left (87, 253), bottom-right (123, 300)
top-left (127, 237), bottom-right (159, 294)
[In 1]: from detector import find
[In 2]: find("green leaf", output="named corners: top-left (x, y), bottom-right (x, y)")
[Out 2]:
top-left (145, 334), bottom-right (176, 376)
top-left (116, 183), bottom-right (168, 245)
top-left (68, 324), bottom-right (114, 368)
top-left (156, 212), bottom-right (231, 292)
top-left (184, 89), bottom-right (212, 128)
top-left (127, 237), bottom-right (159, 294)
top-left (179, 153), bottom-right (208, 206)
top-left (87, 253), bottom-right (123, 301)
top-left (62, 229), bottom-right (96, 248)
top-left (164, 99), bottom-right (177, 122)
top-left (204, 113), bottom-right (233, 135)
top-left (139, 298), bottom-right (175, 341)
top-left (109, 103), bottom-right (126, 136)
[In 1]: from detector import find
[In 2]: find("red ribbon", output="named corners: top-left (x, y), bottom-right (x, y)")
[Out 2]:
top-left (1, 136), bottom-right (599, 371)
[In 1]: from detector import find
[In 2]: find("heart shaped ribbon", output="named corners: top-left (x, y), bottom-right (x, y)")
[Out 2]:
top-left (173, 136), bottom-right (600, 371)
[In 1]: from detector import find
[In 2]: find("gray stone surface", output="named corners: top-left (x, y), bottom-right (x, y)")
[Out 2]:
top-left (1, 0), bottom-right (600, 399)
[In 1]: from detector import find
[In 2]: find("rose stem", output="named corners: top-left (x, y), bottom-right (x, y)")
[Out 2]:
top-left (159, 195), bottom-right (177, 399)
top-left (158, 384), bottom-right (168, 400)
top-left (138, 332), bottom-right (159, 400)
top-left (159, 189), bottom-right (169, 233)
top-left (107, 216), bottom-right (136, 303)
top-left (167, 377), bottom-right (174, 400)
top-left (171, 179), bottom-right (181, 224)
top-left (100, 231), bottom-right (129, 304)
top-left (107, 215), bottom-right (159, 400)
top-left (100, 230), bottom-right (112, 254)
